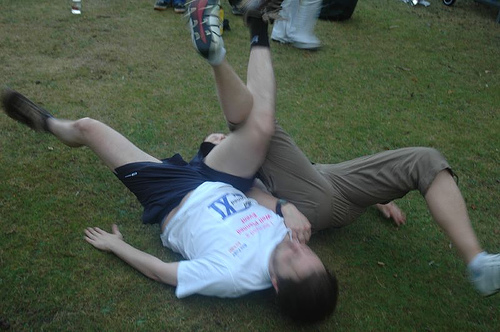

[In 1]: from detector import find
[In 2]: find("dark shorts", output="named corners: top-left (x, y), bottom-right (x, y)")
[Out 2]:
top-left (115, 145), bottom-right (254, 224)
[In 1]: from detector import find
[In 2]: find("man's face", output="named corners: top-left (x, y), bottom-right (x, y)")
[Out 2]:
top-left (270, 237), bottom-right (325, 286)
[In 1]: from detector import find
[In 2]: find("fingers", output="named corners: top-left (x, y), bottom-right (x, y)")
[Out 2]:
top-left (84, 227), bottom-right (106, 238)
top-left (377, 202), bottom-right (407, 227)
top-left (302, 229), bottom-right (312, 244)
top-left (294, 224), bottom-right (311, 244)
top-left (294, 232), bottom-right (304, 244)
top-left (111, 224), bottom-right (124, 241)
top-left (294, 213), bottom-right (312, 244)
top-left (83, 226), bottom-right (117, 251)
top-left (83, 226), bottom-right (114, 243)
top-left (294, 232), bottom-right (310, 245)
top-left (83, 234), bottom-right (94, 245)
top-left (393, 211), bottom-right (407, 226)
top-left (295, 233), bottom-right (308, 244)
top-left (84, 227), bottom-right (97, 239)
top-left (84, 227), bottom-right (104, 247)
top-left (84, 228), bottom-right (99, 249)
top-left (387, 203), bottom-right (406, 226)
top-left (305, 229), bottom-right (311, 243)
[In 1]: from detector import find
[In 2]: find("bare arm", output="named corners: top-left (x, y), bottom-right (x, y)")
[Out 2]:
top-left (246, 186), bottom-right (311, 244)
top-left (84, 224), bottom-right (178, 286)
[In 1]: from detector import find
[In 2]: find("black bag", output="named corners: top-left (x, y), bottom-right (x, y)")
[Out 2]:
top-left (319, 0), bottom-right (359, 21)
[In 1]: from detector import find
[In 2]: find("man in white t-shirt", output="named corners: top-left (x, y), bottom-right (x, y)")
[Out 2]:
top-left (2, 0), bottom-right (338, 324)
top-left (161, 181), bottom-right (305, 298)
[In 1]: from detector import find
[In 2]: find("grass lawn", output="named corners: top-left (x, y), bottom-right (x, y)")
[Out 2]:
top-left (1, 0), bottom-right (499, 330)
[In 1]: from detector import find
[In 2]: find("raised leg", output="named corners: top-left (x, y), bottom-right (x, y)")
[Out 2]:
top-left (188, 0), bottom-right (277, 178)
top-left (212, 59), bottom-right (254, 126)
top-left (204, 46), bottom-right (276, 178)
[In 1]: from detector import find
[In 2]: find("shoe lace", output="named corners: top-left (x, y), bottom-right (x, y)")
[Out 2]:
top-left (185, 0), bottom-right (222, 34)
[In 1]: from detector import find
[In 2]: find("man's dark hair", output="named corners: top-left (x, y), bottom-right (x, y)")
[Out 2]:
top-left (275, 268), bottom-right (339, 323)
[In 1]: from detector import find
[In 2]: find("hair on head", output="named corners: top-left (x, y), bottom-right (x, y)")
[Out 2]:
top-left (276, 267), bottom-right (339, 323)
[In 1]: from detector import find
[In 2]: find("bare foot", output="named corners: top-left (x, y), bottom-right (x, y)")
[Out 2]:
top-left (376, 202), bottom-right (406, 226)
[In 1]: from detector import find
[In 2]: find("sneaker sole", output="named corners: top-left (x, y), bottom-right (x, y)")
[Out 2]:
top-left (292, 41), bottom-right (321, 50)
top-left (483, 287), bottom-right (500, 297)
top-left (2, 89), bottom-right (52, 132)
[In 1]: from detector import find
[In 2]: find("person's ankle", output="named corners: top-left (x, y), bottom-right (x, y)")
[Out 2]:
top-left (247, 17), bottom-right (269, 48)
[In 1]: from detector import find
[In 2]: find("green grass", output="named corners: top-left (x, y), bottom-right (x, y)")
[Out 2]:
top-left (1, 0), bottom-right (499, 330)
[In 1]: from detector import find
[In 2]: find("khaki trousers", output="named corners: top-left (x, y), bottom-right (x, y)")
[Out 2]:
top-left (258, 125), bottom-right (451, 231)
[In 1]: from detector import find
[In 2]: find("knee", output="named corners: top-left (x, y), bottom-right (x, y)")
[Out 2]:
top-left (252, 114), bottom-right (276, 143)
top-left (72, 117), bottom-right (103, 138)
top-left (411, 147), bottom-right (452, 194)
top-left (415, 147), bottom-right (447, 165)
top-left (261, 117), bottom-right (276, 140)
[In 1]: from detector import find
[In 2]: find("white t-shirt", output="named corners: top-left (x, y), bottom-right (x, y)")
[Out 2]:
top-left (160, 181), bottom-right (288, 298)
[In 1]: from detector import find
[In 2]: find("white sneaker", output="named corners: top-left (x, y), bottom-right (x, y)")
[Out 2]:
top-left (288, 0), bottom-right (322, 50)
top-left (188, 0), bottom-right (226, 65)
top-left (271, 19), bottom-right (291, 43)
top-left (292, 37), bottom-right (321, 50)
top-left (469, 253), bottom-right (500, 296)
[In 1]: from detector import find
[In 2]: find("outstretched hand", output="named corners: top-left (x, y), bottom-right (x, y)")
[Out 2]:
top-left (84, 224), bottom-right (124, 252)
top-left (281, 203), bottom-right (312, 244)
top-left (376, 202), bottom-right (407, 226)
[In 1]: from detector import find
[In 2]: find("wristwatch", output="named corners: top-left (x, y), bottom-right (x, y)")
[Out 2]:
top-left (275, 199), bottom-right (288, 217)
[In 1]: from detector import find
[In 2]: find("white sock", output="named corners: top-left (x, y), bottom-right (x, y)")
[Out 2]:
top-left (468, 251), bottom-right (488, 274)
